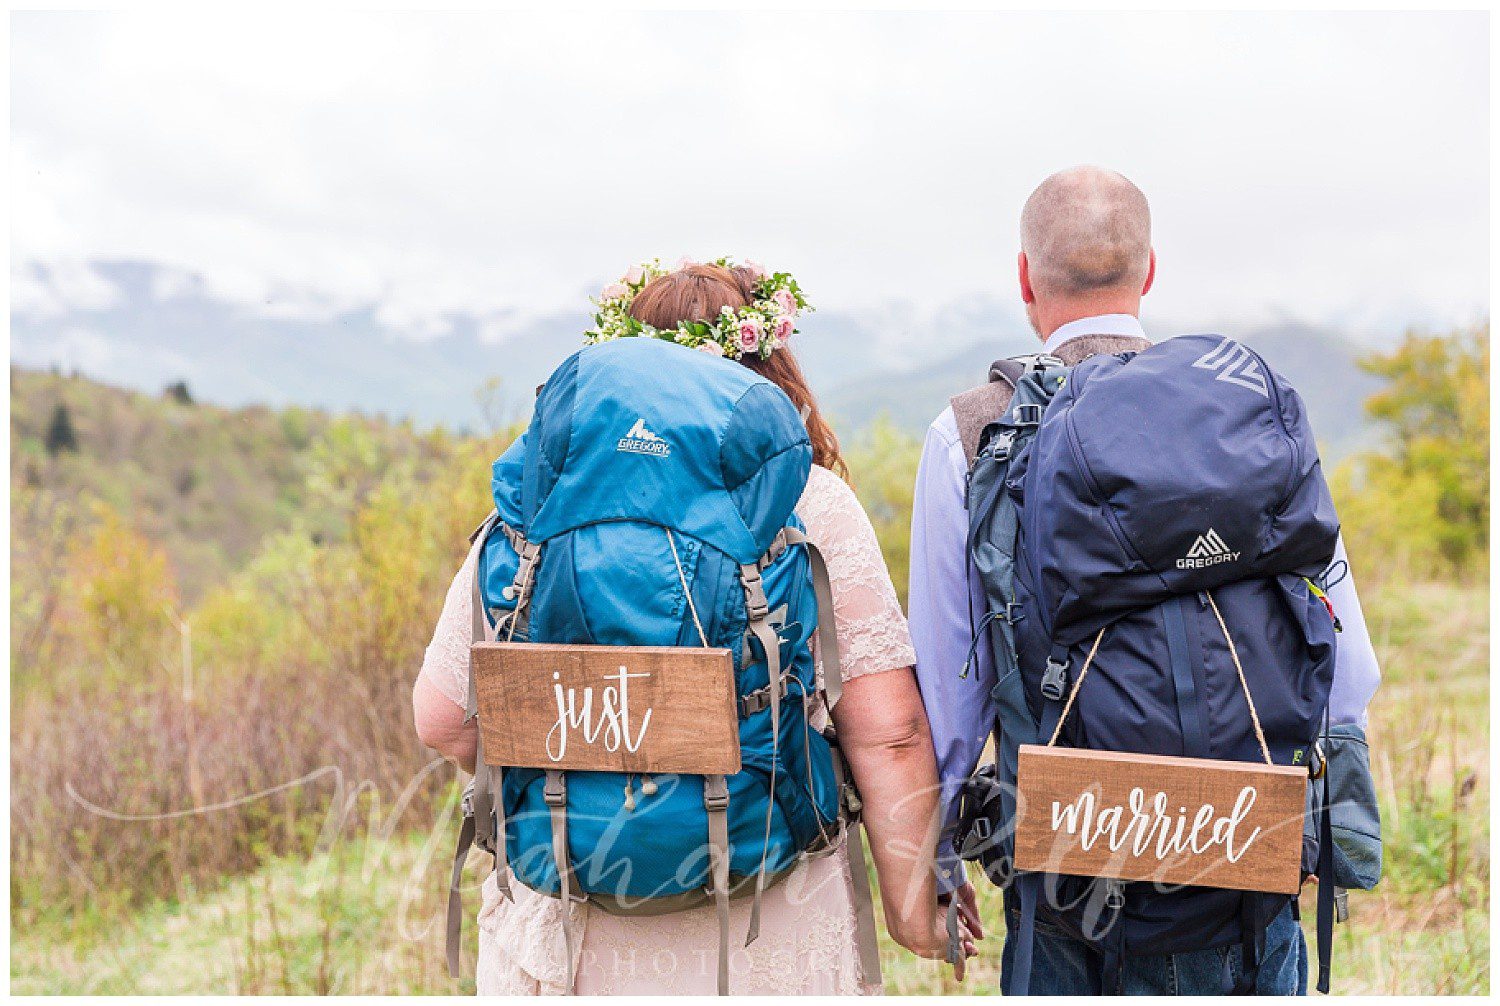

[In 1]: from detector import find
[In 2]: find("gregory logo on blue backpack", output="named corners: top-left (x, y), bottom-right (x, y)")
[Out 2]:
top-left (616, 416), bottom-right (670, 456)
top-left (951, 334), bottom-right (1350, 995)
top-left (444, 337), bottom-right (880, 994)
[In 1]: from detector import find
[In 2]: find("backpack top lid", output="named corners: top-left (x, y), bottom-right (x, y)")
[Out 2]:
top-left (1022, 333), bottom-right (1339, 642)
top-left (514, 337), bottom-right (812, 564)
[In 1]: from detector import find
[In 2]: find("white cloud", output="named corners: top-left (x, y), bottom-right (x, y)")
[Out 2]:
top-left (9, 259), bottom-right (122, 319)
top-left (9, 11), bottom-right (1489, 345)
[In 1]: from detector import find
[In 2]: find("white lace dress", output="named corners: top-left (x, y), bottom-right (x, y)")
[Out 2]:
top-left (417, 465), bottom-right (917, 995)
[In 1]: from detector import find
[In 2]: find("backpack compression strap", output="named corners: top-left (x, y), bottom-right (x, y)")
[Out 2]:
top-left (780, 527), bottom-right (881, 987)
top-left (738, 560), bottom-right (784, 952)
top-left (446, 512), bottom-right (512, 978)
top-left (447, 512), bottom-right (539, 979)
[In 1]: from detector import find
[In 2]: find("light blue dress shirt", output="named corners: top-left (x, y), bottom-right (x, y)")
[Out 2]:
top-left (908, 315), bottom-right (1383, 892)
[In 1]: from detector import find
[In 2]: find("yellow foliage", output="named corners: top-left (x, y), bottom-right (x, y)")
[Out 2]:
top-left (1334, 324), bottom-right (1488, 579)
top-left (62, 501), bottom-right (179, 686)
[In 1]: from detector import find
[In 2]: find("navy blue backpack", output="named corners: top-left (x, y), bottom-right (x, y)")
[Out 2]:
top-left (954, 335), bottom-right (1343, 993)
top-left (445, 337), bottom-right (879, 993)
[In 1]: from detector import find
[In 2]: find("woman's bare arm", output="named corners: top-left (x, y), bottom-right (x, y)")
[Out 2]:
top-left (413, 663), bottom-right (478, 773)
top-left (832, 665), bottom-right (976, 964)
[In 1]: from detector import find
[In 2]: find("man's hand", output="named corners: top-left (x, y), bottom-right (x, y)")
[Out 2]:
top-left (928, 882), bottom-right (983, 981)
top-left (949, 880), bottom-right (984, 941)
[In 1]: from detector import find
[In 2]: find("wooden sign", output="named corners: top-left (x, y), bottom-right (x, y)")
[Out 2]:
top-left (1013, 745), bottom-right (1307, 895)
top-left (472, 642), bottom-right (741, 776)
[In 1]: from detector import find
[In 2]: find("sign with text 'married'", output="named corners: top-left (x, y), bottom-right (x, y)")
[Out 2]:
top-left (1013, 745), bottom-right (1307, 895)
top-left (472, 642), bottom-right (741, 776)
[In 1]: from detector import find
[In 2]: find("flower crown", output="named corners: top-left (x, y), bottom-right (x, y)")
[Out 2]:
top-left (584, 256), bottom-right (810, 360)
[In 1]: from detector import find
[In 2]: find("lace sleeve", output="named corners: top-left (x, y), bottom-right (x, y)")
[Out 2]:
top-left (417, 541), bottom-right (481, 709)
top-left (798, 466), bottom-right (918, 682)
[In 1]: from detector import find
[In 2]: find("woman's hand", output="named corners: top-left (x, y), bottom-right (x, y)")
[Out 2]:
top-left (890, 899), bottom-right (978, 980)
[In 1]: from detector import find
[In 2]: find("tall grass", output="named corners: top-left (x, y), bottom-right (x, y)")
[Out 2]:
top-left (8, 379), bottom-right (1490, 994)
top-left (10, 430), bottom-right (514, 938)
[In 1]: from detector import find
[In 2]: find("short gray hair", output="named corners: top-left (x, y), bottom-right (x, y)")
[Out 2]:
top-left (1019, 166), bottom-right (1152, 295)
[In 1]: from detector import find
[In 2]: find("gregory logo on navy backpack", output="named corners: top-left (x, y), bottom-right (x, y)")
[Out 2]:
top-left (953, 335), bottom-right (1346, 994)
top-left (1178, 527), bottom-right (1239, 569)
top-left (444, 337), bottom-right (880, 994)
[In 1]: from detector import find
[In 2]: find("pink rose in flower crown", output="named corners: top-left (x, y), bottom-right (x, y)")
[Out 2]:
top-left (623, 264), bottom-right (646, 285)
top-left (674, 256), bottom-right (698, 272)
top-left (736, 316), bottom-right (764, 354)
top-left (773, 314), bottom-right (795, 346)
top-left (743, 259), bottom-right (768, 280)
top-left (698, 341), bottom-right (725, 357)
top-left (772, 289), bottom-right (798, 317)
top-left (600, 282), bottom-right (629, 301)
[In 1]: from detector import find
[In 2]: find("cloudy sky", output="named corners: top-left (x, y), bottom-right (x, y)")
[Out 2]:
top-left (10, 10), bottom-right (1489, 382)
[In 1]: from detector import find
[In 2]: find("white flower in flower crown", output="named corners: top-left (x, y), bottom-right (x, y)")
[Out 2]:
top-left (600, 282), bottom-right (629, 301)
top-left (623, 265), bottom-right (646, 285)
top-left (736, 316), bottom-right (764, 354)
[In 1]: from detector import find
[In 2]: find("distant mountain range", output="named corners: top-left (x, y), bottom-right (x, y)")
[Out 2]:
top-left (11, 260), bottom-right (1383, 462)
top-left (820, 320), bottom-right (1382, 462)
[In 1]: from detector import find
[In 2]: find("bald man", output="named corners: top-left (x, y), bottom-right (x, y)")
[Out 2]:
top-left (907, 167), bottom-right (1381, 995)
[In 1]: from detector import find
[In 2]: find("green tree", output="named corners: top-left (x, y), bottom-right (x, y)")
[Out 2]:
top-left (43, 402), bottom-right (79, 456)
top-left (163, 380), bottom-right (194, 405)
top-left (846, 418), bottom-right (922, 605)
top-left (1332, 324), bottom-right (1488, 577)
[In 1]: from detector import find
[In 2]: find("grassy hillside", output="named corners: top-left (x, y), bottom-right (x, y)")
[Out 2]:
top-left (8, 328), bottom-right (1487, 994)
top-left (12, 579), bottom-right (1487, 995)
top-left (10, 366), bottom-right (451, 601)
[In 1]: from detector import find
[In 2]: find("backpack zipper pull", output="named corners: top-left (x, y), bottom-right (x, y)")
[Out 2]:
top-left (640, 775), bottom-right (658, 797)
top-left (622, 778), bottom-right (637, 812)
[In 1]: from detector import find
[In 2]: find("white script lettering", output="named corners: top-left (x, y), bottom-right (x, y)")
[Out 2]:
top-left (546, 667), bottom-right (654, 761)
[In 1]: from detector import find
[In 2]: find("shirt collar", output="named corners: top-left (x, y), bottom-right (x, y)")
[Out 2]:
top-left (1042, 313), bottom-right (1149, 355)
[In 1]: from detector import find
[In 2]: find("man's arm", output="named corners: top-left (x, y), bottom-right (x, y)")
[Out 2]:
top-left (908, 410), bottom-right (998, 895)
top-left (1324, 535), bottom-right (1381, 726)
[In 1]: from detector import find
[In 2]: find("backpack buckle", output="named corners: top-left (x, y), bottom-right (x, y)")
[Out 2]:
top-left (543, 774), bottom-right (567, 807)
top-left (739, 566), bottom-right (770, 621)
top-left (1013, 403), bottom-right (1043, 426)
top-left (984, 430), bottom-right (1015, 462)
top-left (1002, 601), bottom-right (1024, 624)
top-left (703, 788), bottom-right (729, 813)
top-left (737, 678), bottom-right (787, 718)
top-left (841, 782), bottom-right (863, 820)
top-left (1040, 659), bottom-right (1068, 702)
top-left (1103, 879), bottom-right (1126, 911)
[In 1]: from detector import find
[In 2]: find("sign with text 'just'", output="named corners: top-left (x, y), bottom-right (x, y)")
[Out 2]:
top-left (1013, 745), bottom-right (1307, 895)
top-left (472, 642), bottom-right (741, 776)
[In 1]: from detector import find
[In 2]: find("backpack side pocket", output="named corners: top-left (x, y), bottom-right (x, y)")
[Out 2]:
top-left (1324, 722), bottom-right (1382, 891)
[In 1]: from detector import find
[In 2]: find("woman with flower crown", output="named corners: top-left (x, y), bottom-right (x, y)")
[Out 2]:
top-left (413, 259), bottom-right (978, 994)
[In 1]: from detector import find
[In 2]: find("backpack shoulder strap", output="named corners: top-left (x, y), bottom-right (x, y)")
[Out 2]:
top-left (950, 359), bottom-right (1025, 466)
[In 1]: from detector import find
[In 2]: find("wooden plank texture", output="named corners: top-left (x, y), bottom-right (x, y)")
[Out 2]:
top-left (472, 642), bottom-right (740, 775)
top-left (1013, 744), bottom-right (1307, 895)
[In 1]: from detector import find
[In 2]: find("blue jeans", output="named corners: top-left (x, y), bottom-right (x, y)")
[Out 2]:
top-left (1001, 904), bottom-right (1307, 995)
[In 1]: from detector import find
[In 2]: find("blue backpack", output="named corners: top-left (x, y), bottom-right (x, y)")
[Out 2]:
top-left (953, 335), bottom-right (1343, 993)
top-left (445, 337), bottom-right (879, 993)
